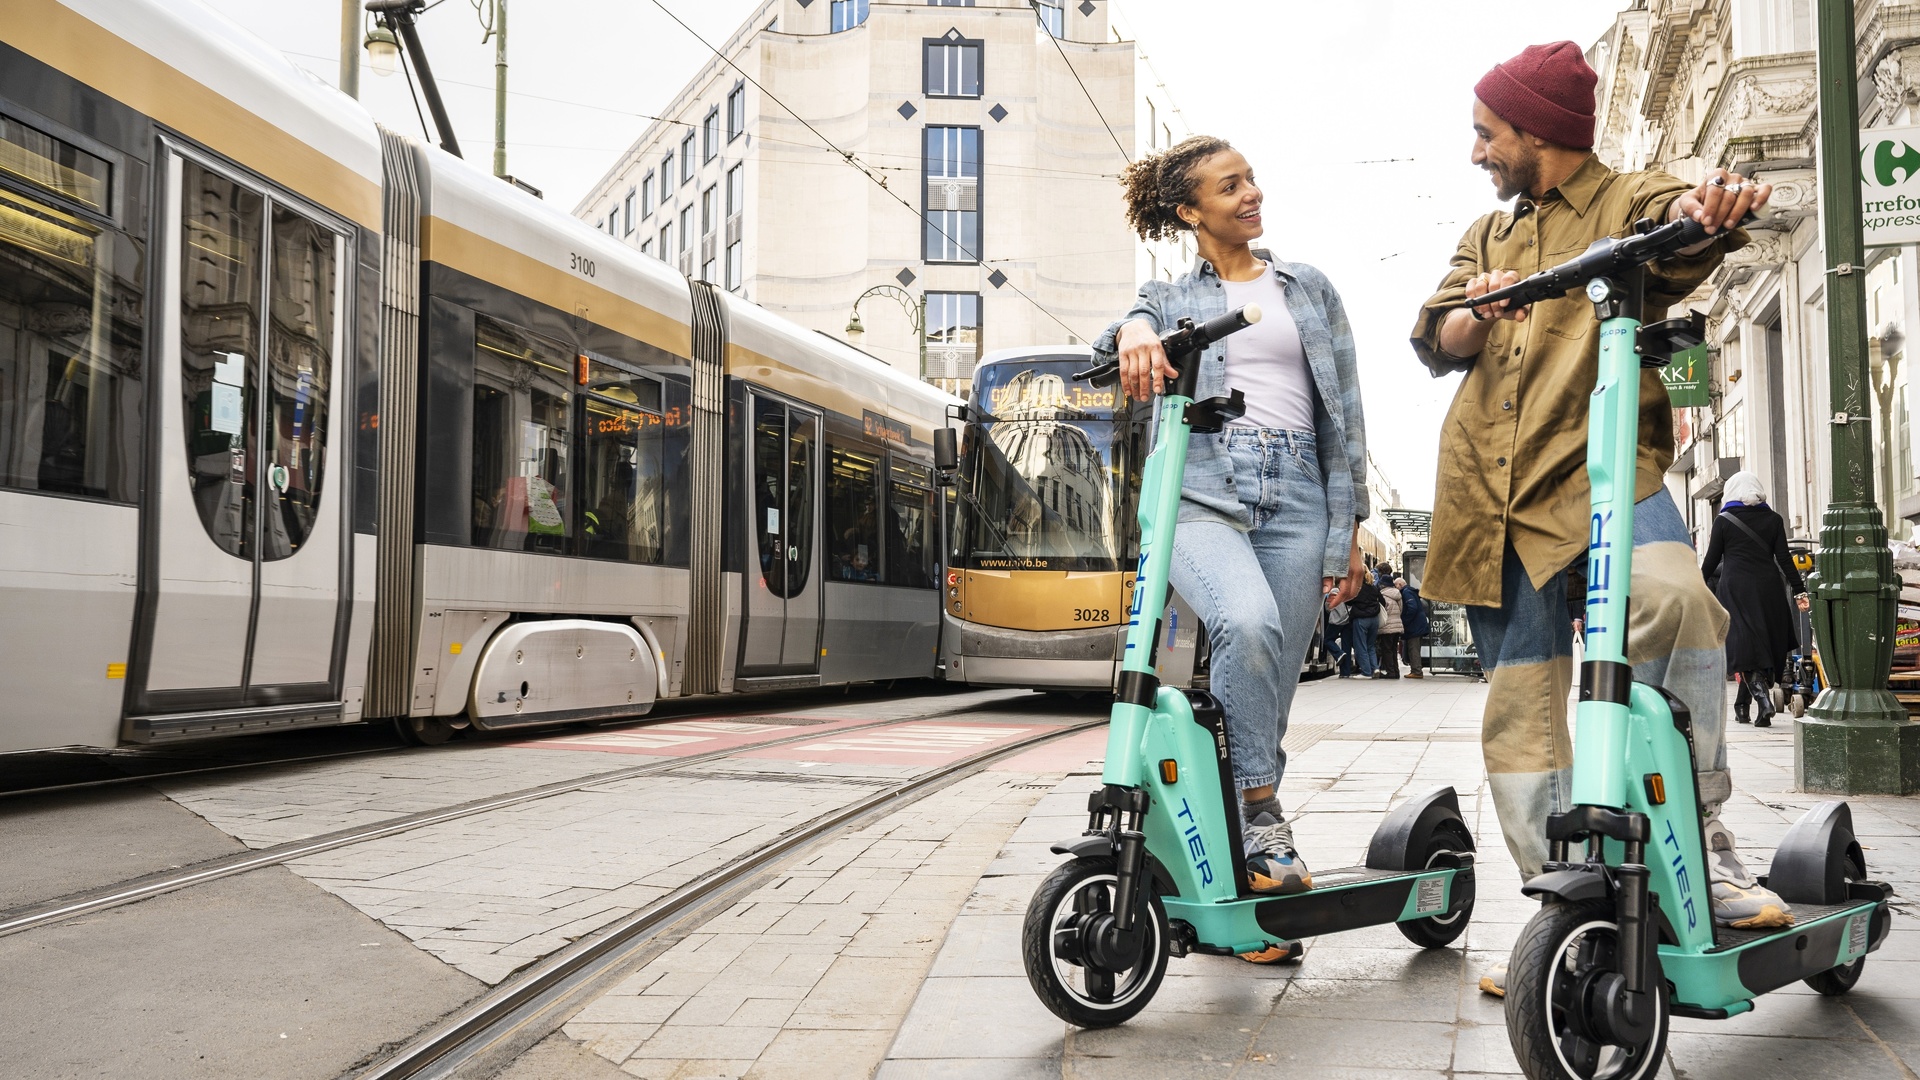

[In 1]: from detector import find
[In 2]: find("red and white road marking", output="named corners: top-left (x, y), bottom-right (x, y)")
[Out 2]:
top-left (739, 722), bottom-right (1038, 766)
top-left (512, 715), bottom-right (878, 757)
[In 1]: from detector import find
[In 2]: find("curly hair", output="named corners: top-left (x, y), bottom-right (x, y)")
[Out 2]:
top-left (1119, 135), bottom-right (1234, 242)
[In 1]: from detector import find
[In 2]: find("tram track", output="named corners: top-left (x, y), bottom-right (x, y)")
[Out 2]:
top-left (343, 717), bottom-right (1103, 1080)
top-left (0, 692), bottom-right (1044, 940)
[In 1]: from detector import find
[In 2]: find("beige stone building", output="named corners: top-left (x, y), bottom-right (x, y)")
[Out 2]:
top-left (574, 0), bottom-right (1190, 390)
top-left (1590, 0), bottom-right (1920, 545)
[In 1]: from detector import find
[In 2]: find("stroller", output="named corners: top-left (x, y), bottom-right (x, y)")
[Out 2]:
top-left (1781, 540), bottom-right (1820, 718)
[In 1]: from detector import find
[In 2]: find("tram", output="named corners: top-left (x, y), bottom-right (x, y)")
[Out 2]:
top-left (0, 0), bottom-right (955, 754)
top-left (940, 347), bottom-right (1205, 691)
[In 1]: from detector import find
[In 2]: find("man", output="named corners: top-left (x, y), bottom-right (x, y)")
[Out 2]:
top-left (1408, 42), bottom-right (1792, 996)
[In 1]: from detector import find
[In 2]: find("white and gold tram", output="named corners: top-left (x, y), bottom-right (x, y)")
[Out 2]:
top-left (0, 0), bottom-right (954, 753)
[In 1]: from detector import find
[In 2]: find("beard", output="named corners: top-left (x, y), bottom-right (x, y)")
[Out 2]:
top-left (1488, 146), bottom-right (1540, 202)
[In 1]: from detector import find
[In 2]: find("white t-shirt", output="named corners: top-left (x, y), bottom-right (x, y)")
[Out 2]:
top-left (1219, 264), bottom-right (1316, 432)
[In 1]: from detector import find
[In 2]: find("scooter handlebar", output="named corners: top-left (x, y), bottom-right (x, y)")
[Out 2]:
top-left (1459, 213), bottom-right (1755, 313)
top-left (1070, 304), bottom-right (1262, 387)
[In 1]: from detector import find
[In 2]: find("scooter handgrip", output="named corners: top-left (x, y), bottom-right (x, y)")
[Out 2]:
top-left (1189, 304), bottom-right (1261, 351)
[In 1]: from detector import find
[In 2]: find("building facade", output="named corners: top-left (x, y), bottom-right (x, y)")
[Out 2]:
top-left (574, 0), bottom-right (1188, 391)
top-left (1590, 0), bottom-right (1920, 546)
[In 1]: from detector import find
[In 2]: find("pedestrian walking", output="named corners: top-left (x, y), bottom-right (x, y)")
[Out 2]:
top-left (1327, 599), bottom-right (1355, 676)
top-left (1349, 576), bottom-right (1383, 677)
top-left (1377, 577), bottom-right (1404, 678)
top-left (1398, 576), bottom-right (1429, 678)
top-left (1408, 40), bottom-right (1791, 995)
top-left (1700, 472), bottom-right (1809, 728)
top-left (1097, 134), bottom-right (1370, 942)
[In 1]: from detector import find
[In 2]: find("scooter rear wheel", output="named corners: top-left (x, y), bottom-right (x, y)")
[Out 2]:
top-left (1022, 856), bottom-right (1169, 1028)
top-left (1397, 820), bottom-right (1474, 949)
top-left (1506, 899), bottom-right (1669, 1080)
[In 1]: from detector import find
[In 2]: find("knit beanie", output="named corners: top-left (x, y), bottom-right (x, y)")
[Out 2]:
top-left (1474, 41), bottom-right (1598, 150)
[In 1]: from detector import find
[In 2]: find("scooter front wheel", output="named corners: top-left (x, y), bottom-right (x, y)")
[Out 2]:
top-left (1506, 900), bottom-right (1669, 1080)
top-left (1021, 856), bottom-right (1169, 1028)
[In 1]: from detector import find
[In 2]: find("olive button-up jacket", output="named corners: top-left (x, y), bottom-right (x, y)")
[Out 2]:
top-left (1408, 155), bottom-right (1742, 608)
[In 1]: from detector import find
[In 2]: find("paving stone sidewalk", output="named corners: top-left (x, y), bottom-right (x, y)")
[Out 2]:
top-left (878, 676), bottom-right (1920, 1080)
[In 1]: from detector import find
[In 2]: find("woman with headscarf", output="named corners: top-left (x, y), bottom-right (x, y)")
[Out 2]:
top-left (1700, 472), bottom-right (1808, 726)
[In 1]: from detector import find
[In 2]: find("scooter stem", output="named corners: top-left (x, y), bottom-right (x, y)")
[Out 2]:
top-left (1572, 264), bottom-right (1645, 810)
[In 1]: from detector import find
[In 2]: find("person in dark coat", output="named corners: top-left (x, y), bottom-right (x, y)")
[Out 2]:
top-left (1398, 577), bottom-right (1430, 678)
top-left (1700, 472), bottom-right (1808, 727)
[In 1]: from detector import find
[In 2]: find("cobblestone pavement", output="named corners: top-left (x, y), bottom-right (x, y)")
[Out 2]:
top-left (872, 676), bottom-right (1920, 1080)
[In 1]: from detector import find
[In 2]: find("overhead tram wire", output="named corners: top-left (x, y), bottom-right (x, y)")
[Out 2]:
top-left (1028, 0), bottom-right (1130, 165)
top-left (642, 0), bottom-right (1087, 345)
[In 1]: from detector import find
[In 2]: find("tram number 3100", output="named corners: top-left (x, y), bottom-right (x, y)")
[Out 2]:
top-left (1073, 608), bottom-right (1111, 623)
top-left (569, 252), bottom-right (596, 277)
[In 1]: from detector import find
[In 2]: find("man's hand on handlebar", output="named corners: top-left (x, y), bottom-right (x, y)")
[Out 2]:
top-left (1464, 269), bottom-right (1529, 324)
top-left (1671, 167), bottom-right (1771, 253)
top-left (1118, 318), bottom-right (1178, 401)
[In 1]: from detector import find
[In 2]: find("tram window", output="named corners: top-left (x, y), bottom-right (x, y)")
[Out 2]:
top-left (582, 358), bottom-right (669, 564)
top-left (259, 204), bottom-right (337, 560)
top-left (179, 162), bottom-right (265, 555)
top-left (886, 458), bottom-right (937, 588)
top-left (470, 314), bottom-right (571, 554)
top-left (828, 445), bottom-right (881, 582)
top-left (0, 174), bottom-right (143, 502)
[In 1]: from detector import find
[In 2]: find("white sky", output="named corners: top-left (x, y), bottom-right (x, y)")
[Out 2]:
top-left (200, 0), bottom-right (1631, 508)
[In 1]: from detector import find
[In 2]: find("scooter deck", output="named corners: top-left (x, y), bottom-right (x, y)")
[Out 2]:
top-left (1165, 861), bottom-right (1470, 949)
top-left (1661, 882), bottom-right (1891, 1011)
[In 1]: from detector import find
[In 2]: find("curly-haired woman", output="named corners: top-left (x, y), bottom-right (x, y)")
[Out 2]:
top-left (1092, 137), bottom-right (1368, 942)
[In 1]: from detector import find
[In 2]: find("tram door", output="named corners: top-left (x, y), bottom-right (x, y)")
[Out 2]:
top-left (739, 394), bottom-right (822, 674)
top-left (134, 150), bottom-right (347, 717)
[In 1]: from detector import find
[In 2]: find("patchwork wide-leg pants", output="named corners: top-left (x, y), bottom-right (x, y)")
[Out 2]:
top-left (1465, 490), bottom-right (1730, 879)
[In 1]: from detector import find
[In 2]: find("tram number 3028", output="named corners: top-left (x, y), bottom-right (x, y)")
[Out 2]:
top-left (569, 252), bottom-right (596, 277)
top-left (1073, 608), bottom-right (1111, 623)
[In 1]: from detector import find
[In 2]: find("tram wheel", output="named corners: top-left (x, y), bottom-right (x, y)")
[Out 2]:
top-left (395, 714), bottom-right (456, 746)
top-left (1022, 856), bottom-right (1168, 1028)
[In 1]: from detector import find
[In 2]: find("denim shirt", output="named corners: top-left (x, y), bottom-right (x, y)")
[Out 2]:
top-left (1092, 251), bottom-right (1368, 579)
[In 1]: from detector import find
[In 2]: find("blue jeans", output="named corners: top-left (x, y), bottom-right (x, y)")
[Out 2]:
top-left (1171, 429), bottom-right (1329, 791)
top-left (1465, 489), bottom-right (1730, 877)
top-left (1351, 616), bottom-right (1380, 676)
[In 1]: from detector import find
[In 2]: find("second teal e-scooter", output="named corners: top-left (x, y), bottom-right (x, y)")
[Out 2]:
top-left (1460, 215), bottom-right (1895, 1080)
top-left (1019, 304), bottom-right (1479, 1027)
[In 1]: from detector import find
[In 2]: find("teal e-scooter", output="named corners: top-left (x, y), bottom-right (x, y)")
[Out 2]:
top-left (1461, 216), bottom-right (1895, 1080)
top-left (1020, 304), bottom-right (1478, 1028)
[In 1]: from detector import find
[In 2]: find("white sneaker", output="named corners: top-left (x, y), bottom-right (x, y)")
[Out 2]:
top-left (1703, 818), bottom-right (1794, 929)
top-left (1479, 961), bottom-right (1506, 997)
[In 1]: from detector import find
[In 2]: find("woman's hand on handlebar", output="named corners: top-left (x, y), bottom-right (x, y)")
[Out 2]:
top-left (1464, 269), bottom-right (1528, 324)
top-left (1118, 318), bottom-right (1177, 401)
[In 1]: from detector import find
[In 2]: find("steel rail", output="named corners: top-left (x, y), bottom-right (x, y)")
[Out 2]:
top-left (0, 697), bottom-right (1026, 939)
top-left (0, 745), bottom-right (404, 801)
top-left (348, 718), bottom-right (1101, 1080)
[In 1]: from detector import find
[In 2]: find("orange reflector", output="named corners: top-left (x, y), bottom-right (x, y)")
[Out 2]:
top-left (576, 354), bottom-right (590, 385)
top-left (1644, 773), bottom-right (1666, 805)
top-left (1159, 759), bottom-right (1178, 784)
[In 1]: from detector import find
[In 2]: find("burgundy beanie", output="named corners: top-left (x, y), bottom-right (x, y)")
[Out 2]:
top-left (1474, 41), bottom-right (1598, 150)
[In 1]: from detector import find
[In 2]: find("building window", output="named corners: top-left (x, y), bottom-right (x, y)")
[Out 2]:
top-left (727, 81), bottom-right (746, 142)
top-left (680, 132), bottom-right (696, 184)
top-left (703, 107), bottom-right (719, 162)
top-left (678, 205), bottom-right (694, 274)
top-left (606, 206), bottom-right (619, 236)
top-left (725, 163), bottom-right (744, 291)
top-left (700, 184), bottom-right (718, 282)
top-left (830, 0), bottom-right (868, 32)
top-left (924, 36), bottom-right (982, 98)
top-left (661, 151), bottom-right (674, 192)
top-left (657, 224), bottom-right (670, 261)
top-left (641, 171), bottom-right (654, 218)
top-left (623, 188), bottom-right (636, 234)
top-left (928, 0), bottom-right (975, 5)
top-left (641, 239), bottom-right (652, 257)
top-left (923, 292), bottom-right (980, 380)
top-left (1035, 0), bottom-right (1064, 37)
top-left (923, 126), bottom-right (981, 263)
top-left (1147, 100), bottom-right (1157, 147)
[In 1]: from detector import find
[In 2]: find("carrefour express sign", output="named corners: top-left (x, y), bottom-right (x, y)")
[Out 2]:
top-left (1862, 126), bottom-right (1920, 246)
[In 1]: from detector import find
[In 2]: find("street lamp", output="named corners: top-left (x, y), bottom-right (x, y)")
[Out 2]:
top-left (845, 285), bottom-right (927, 379)
top-left (363, 25), bottom-right (399, 78)
top-left (364, 0), bottom-right (511, 179)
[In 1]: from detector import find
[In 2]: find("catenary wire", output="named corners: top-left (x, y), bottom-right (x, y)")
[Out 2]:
top-left (642, 0), bottom-right (1089, 345)
top-left (1027, 0), bottom-right (1130, 165)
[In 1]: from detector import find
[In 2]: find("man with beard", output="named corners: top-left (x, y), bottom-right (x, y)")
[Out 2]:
top-left (1407, 42), bottom-right (1792, 997)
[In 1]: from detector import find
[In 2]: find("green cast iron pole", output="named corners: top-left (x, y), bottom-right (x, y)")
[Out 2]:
top-left (1801, 0), bottom-right (1920, 794)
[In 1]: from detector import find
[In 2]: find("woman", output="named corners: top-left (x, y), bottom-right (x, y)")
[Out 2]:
top-left (1398, 576), bottom-right (1429, 679)
top-left (1377, 577), bottom-right (1404, 679)
top-left (1097, 136), bottom-right (1368, 937)
top-left (1700, 472), bottom-right (1808, 727)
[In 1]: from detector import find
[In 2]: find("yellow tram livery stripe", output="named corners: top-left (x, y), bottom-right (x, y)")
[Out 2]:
top-left (5, 2), bottom-right (383, 228)
top-left (957, 570), bottom-right (1129, 633)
